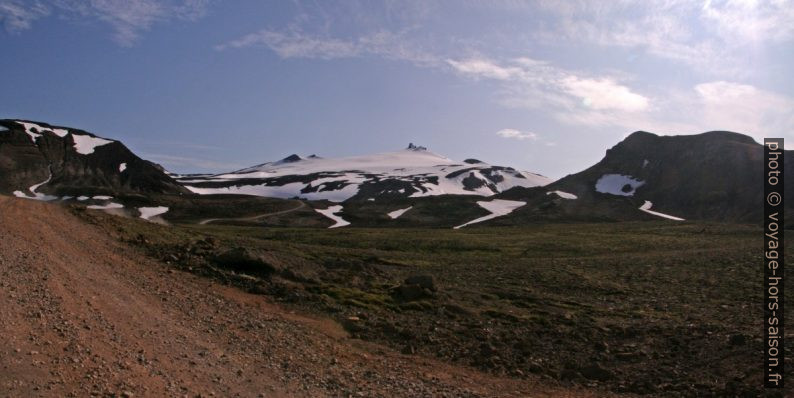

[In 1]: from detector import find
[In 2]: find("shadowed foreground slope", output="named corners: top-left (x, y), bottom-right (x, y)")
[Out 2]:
top-left (0, 196), bottom-right (596, 397)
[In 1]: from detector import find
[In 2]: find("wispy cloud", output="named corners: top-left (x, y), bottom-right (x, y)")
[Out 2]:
top-left (216, 1), bottom-right (793, 80)
top-left (533, 0), bottom-right (794, 77)
top-left (446, 58), bottom-right (523, 80)
top-left (0, 1), bottom-right (49, 32)
top-left (1, 0), bottom-right (210, 45)
top-left (218, 30), bottom-right (358, 58)
top-left (701, 0), bottom-right (794, 44)
top-left (56, 0), bottom-right (210, 46)
top-left (496, 128), bottom-right (537, 140)
top-left (216, 29), bottom-right (441, 67)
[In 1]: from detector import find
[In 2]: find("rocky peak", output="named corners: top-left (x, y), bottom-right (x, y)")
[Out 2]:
top-left (278, 154), bottom-right (303, 163)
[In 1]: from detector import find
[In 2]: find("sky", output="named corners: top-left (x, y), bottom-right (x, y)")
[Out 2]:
top-left (1, 0), bottom-right (793, 178)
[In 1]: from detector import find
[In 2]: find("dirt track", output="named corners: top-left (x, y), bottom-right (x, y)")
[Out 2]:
top-left (198, 201), bottom-right (307, 225)
top-left (0, 196), bottom-right (601, 397)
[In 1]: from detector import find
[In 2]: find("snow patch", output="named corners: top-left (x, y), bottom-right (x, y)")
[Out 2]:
top-left (186, 182), bottom-right (326, 201)
top-left (92, 195), bottom-right (113, 200)
top-left (71, 134), bottom-right (113, 155)
top-left (29, 172), bottom-right (52, 194)
top-left (454, 200), bottom-right (526, 229)
top-left (642, 159), bottom-right (649, 168)
top-left (50, 128), bottom-right (69, 137)
top-left (16, 122), bottom-right (42, 142)
top-left (119, 163), bottom-right (127, 172)
top-left (315, 205), bottom-right (350, 228)
top-left (16, 122), bottom-right (44, 140)
top-left (77, 196), bottom-right (90, 201)
top-left (14, 168), bottom-right (58, 201)
top-left (15, 121), bottom-right (69, 142)
top-left (138, 206), bottom-right (169, 220)
top-left (185, 176), bottom-right (363, 202)
top-left (87, 202), bottom-right (124, 210)
top-left (639, 201), bottom-right (684, 221)
top-left (547, 190), bottom-right (578, 200)
top-left (595, 174), bottom-right (645, 196)
top-left (387, 206), bottom-right (412, 219)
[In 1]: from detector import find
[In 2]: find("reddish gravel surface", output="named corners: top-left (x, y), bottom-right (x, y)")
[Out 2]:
top-left (0, 196), bottom-right (605, 397)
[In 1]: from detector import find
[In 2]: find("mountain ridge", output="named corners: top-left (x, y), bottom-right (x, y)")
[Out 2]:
top-left (1, 118), bottom-right (786, 226)
top-left (178, 143), bottom-right (552, 202)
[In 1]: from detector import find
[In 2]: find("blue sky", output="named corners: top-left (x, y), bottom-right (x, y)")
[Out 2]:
top-left (1, 0), bottom-right (792, 178)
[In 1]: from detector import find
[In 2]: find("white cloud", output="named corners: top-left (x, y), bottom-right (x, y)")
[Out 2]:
top-left (496, 129), bottom-right (537, 140)
top-left (693, 81), bottom-right (794, 140)
top-left (551, 80), bottom-right (794, 141)
top-left (0, 1), bottom-right (49, 32)
top-left (448, 56), bottom-right (652, 130)
top-left (561, 77), bottom-right (649, 112)
top-left (446, 59), bottom-right (522, 80)
top-left (448, 54), bottom-right (794, 142)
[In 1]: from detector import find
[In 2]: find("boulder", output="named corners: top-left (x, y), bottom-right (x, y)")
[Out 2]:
top-left (211, 247), bottom-right (277, 277)
top-left (579, 363), bottom-right (614, 381)
top-left (392, 275), bottom-right (437, 301)
top-left (397, 284), bottom-right (427, 301)
top-left (404, 275), bottom-right (436, 291)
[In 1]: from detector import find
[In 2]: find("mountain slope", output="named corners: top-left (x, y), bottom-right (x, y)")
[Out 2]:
top-left (496, 130), bottom-right (793, 223)
top-left (0, 119), bottom-right (187, 198)
top-left (177, 144), bottom-right (551, 202)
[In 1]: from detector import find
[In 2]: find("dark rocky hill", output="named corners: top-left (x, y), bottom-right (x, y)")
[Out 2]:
top-left (0, 119), bottom-right (187, 198)
top-left (496, 131), bottom-right (792, 224)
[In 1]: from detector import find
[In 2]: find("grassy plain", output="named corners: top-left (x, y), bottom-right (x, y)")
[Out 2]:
top-left (80, 206), bottom-right (788, 396)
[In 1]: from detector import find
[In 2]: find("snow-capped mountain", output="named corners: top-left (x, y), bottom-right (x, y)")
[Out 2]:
top-left (3, 118), bottom-right (785, 226)
top-left (177, 144), bottom-right (551, 202)
top-left (0, 119), bottom-right (186, 198)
